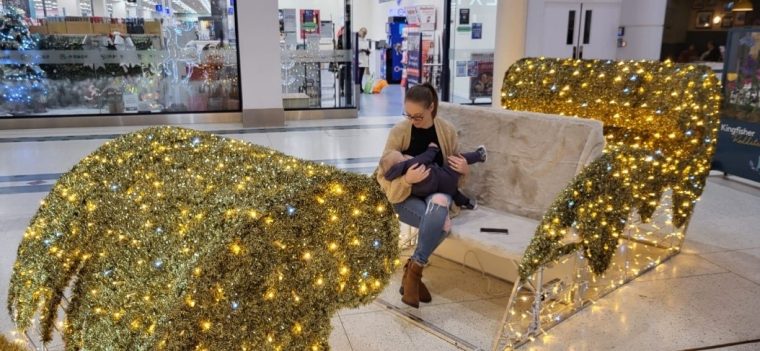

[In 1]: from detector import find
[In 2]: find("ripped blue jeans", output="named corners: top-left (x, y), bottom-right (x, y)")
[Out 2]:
top-left (393, 193), bottom-right (452, 265)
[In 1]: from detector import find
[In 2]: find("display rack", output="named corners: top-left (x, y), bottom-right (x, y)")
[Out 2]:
top-left (402, 25), bottom-right (442, 92)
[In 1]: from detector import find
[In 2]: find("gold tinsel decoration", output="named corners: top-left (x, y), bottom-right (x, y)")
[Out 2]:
top-left (0, 334), bottom-right (27, 351)
top-left (7, 127), bottom-right (399, 350)
top-left (501, 58), bottom-right (721, 278)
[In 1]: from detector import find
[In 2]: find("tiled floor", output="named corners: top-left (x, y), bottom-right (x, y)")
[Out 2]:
top-left (1, 118), bottom-right (759, 351)
top-left (359, 85), bottom-right (404, 117)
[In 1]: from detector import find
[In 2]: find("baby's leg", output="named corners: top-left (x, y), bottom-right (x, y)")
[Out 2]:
top-left (460, 146), bottom-right (487, 164)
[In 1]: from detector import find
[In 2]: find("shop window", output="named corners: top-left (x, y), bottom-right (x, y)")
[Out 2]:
top-left (0, 0), bottom-right (240, 117)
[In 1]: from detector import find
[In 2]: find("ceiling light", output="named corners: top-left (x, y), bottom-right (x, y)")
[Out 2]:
top-left (733, 0), bottom-right (754, 12)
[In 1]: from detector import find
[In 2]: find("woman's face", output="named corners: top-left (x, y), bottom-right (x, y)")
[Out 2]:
top-left (404, 100), bottom-right (434, 128)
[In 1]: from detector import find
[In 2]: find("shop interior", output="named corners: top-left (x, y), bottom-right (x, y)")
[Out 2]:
top-left (277, 0), bottom-right (500, 118)
top-left (0, 0), bottom-right (239, 117)
top-left (661, 0), bottom-right (760, 66)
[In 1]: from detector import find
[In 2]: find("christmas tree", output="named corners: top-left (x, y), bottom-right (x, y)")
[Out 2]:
top-left (0, 7), bottom-right (47, 114)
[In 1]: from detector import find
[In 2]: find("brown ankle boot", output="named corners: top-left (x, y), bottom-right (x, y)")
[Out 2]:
top-left (400, 259), bottom-right (432, 303)
top-left (401, 260), bottom-right (425, 308)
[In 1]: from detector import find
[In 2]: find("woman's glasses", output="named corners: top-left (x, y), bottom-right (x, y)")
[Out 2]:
top-left (403, 112), bottom-right (425, 121)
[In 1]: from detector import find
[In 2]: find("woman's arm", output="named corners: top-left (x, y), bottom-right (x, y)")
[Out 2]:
top-left (376, 124), bottom-right (414, 203)
top-left (384, 146), bottom-right (438, 180)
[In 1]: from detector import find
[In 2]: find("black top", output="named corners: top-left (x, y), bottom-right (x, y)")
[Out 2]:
top-left (406, 125), bottom-right (443, 166)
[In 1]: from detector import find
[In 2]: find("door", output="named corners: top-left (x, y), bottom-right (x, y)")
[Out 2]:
top-left (576, 2), bottom-right (620, 59)
top-left (531, 1), bottom-right (620, 60)
top-left (541, 2), bottom-right (582, 59)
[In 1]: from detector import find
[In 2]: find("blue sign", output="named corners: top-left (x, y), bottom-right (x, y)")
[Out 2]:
top-left (228, 7), bottom-right (234, 15)
top-left (713, 118), bottom-right (760, 182)
top-left (155, 4), bottom-right (162, 12)
top-left (472, 23), bottom-right (482, 39)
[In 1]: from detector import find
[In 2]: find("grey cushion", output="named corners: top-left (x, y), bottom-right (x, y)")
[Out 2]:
top-left (440, 103), bottom-right (605, 221)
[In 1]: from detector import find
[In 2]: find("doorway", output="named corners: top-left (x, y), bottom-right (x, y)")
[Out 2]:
top-left (527, 0), bottom-right (621, 60)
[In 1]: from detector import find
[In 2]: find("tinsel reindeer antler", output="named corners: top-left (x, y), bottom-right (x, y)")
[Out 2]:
top-left (8, 127), bottom-right (399, 350)
top-left (519, 146), bottom-right (664, 278)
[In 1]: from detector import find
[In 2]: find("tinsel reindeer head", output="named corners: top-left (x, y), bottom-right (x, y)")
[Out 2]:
top-left (502, 58), bottom-right (721, 278)
top-left (7, 127), bottom-right (399, 350)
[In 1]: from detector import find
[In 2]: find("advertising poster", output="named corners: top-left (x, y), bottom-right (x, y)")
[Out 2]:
top-left (456, 61), bottom-right (468, 77)
top-left (713, 119), bottom-right (760, 182)
top-left (320, 21), bottom-right (334, 38)
top-left (472, 23), bottom-right (483, 39)
top-left (406, 33), bottom-right (422, 87)
top-left (281, 9), bottom-right (297, 33)
top-left (467, 61), bottom-right (478, 77)
top-left (459, 8), bottom-right (470, 25)
top-left (123, 94), bottom-right (139, 113)
top-left (469, 53), bottom-right (494, 99)
top-left (714, 29), bottom-right (760, 182)
top-left (418, 5), bottom-right (437, 31)
top-left (300, 9), bottom-right (321, 39)
top-left (405, 6), bottom-right (420, 26)
top-left (421, 38), bottom-right (433, 84)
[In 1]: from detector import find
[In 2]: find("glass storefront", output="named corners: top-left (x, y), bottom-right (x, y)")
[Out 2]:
top-left (447, 0), bottom-right (498, 105)
top-left (0, 0), bottom-right (240, 118)
top-left (278, 0), bottom-right (355, 111)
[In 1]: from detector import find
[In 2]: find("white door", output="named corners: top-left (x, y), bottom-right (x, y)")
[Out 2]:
top-left (541, 2), bottom-right (582, 59)
top-left (576, 2), bottom-right (621, 60)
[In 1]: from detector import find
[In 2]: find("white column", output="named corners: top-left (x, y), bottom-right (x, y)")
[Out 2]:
top-left (492, 0), bottom-right (528, 108)
top-left (92, 0), bottom-right (107, 17)
top-left (617, 0), bottom-right (667, 60)
top-left (112, 1), bottom-right (128, 18)
top-left (57, 0), bottom-right (81, 16)
top-left (238, 0), bottom-right (285, 126)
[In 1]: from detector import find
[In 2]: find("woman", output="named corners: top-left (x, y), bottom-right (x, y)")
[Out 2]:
top-left (375, 83), bottom-right (470, 308)
top-left (358, 27), bottom-right (371, 93)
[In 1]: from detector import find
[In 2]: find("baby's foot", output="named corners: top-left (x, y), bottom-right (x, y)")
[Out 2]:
top-left (476, 145), bottom-right (487, 163)
top-left (460, 198), bottom-right (478, 210)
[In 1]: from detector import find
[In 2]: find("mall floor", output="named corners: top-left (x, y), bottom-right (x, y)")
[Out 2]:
top-left (1, 115), bottom-right (760, 351)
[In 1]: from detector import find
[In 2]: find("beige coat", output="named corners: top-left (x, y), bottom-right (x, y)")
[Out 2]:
top-left (375, 117), bottom-right (466, 212)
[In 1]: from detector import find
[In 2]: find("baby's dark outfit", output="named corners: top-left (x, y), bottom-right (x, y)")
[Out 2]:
top-left (384, 146), bottom-right (483, 207)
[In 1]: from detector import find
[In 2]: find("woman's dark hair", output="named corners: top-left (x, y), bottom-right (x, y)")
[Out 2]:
top-left (405, 82), bottom-right (439, 118)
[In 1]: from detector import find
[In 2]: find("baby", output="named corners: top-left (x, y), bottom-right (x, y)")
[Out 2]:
top-left (382, 143), bottom-right (487, 209)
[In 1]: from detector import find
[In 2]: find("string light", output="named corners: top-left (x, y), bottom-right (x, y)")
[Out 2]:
top-left (7, 127), bottom-right (399, 349)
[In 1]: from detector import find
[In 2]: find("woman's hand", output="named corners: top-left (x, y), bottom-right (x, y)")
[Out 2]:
top-left (404, 164), bottom-right (430, 184)
top-left (448, 155), bottom-right (470, 175)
